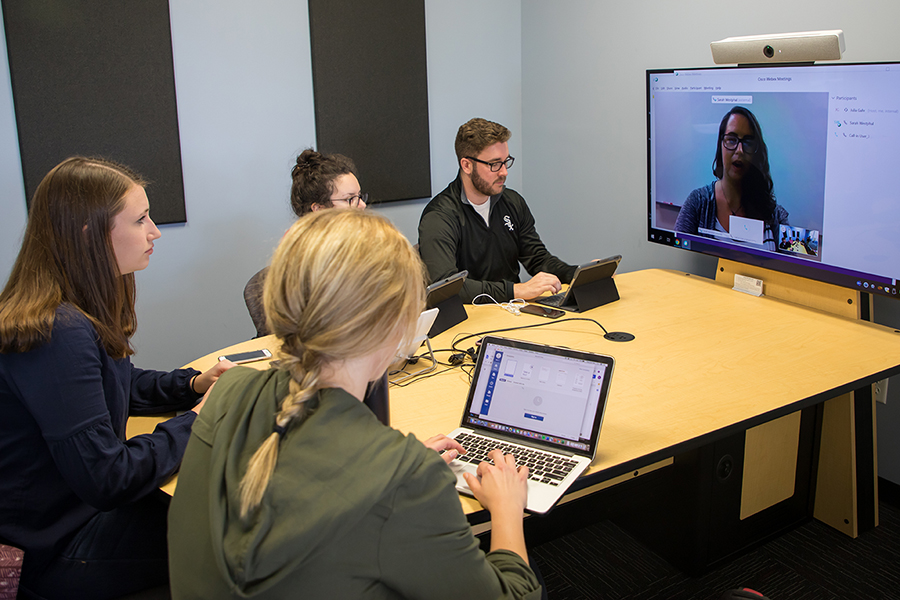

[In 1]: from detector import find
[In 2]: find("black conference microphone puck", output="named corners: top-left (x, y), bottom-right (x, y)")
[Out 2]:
top-left (604, 332), bottom-right (635, 342)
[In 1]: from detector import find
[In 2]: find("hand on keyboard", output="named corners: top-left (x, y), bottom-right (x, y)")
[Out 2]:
top-left (463, 449), bottom-right (529, 515)
top-left (452, 432), bottom-right (578, 486)
top-left (423, 434), bottom-right (467, 464)
top-left (513, 272), bottom-right (562, 300)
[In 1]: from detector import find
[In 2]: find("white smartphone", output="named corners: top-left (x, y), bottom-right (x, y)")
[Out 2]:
top-left (217, 348), bottom-right (272, 364)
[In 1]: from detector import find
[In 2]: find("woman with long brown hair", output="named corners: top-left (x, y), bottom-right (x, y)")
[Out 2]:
top-left (0, 157), bottom-right (233, 598)
top-left (675, 106), bottom-right (790, 250)
top-left (169, 209), bottom-right (541, 599)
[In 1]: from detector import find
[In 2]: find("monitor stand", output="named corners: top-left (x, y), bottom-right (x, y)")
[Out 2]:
top-left (714, 258), bottom-right (876, 539)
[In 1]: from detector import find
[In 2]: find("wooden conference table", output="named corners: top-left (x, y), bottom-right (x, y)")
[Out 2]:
top-left (129, 267), bottom-right (900, 572)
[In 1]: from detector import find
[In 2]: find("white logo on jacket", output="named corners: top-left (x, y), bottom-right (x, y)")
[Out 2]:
top-left (503, 215), bottom-right (514, 231)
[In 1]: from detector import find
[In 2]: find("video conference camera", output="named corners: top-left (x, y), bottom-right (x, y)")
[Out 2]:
top-left (710, 30), bottom-right (845, 65)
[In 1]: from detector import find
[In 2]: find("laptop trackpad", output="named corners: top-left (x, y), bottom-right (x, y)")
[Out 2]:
top-left (449, 460), bottom-right (477, 494)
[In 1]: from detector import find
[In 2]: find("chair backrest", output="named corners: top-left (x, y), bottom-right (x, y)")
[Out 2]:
top-left (243, 267), bottom-right (270, 338)
top-left (242, 267), bottom-right (389, 425)
top-left (363, 373), bottom-right (390, 426)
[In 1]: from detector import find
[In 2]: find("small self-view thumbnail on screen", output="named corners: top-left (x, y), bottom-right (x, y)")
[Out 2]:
top-left (647, 62), bottom-right (900, 292)
top-left (778, 225), bottom-right (819, 258)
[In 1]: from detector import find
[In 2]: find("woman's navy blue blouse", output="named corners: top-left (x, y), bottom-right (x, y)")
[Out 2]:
top-left (0, 305), bottom-right (201, 571)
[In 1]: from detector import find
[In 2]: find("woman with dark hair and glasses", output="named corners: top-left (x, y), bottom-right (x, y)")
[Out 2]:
top-left (245, 148), bottom-right (368, 339)
top-left (243, 148), bottom-right (391, 423)
top-left (674, 106), bottom-right (789, 250)
top-left (289, 148), bottom-right (368, 215)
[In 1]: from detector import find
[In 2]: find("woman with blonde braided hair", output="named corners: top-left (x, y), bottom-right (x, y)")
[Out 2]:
top-left (168, 209), bottom-right (541, 599)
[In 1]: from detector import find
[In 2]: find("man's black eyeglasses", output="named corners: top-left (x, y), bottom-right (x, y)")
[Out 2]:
top-left (465, 156), bottom-right (515, 172)
top-left (722, 134), bottom-right (758, 154)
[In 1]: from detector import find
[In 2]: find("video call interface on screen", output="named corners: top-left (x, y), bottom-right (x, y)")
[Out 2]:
top-left (647, 62), bottom-right (900, 297)
top-left (464, 342), bottom-right (608, 453)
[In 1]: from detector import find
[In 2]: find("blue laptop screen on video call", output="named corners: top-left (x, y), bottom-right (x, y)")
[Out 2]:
top-left (465, 341), bottom-right (608, 452)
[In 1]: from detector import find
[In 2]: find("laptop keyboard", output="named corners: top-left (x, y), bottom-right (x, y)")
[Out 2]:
top-left (452, 432), bottom-right (579, 487)
top-left (538, 292), bottom-right (566, 307)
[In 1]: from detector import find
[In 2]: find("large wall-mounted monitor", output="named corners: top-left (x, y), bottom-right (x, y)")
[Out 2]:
top-left (647, 62), bottom-right (900, 299)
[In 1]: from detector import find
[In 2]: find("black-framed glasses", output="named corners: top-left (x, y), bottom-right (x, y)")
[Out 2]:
top-left (332, 192), bottom-right (368, 208)
top-left (465, 155), bottom-right (515, 172)
top-left (722, 134), bottom-right (758, 154)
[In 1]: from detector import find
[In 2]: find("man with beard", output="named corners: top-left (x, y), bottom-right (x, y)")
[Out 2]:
top-left (418, 118), bottom-right (576, 303)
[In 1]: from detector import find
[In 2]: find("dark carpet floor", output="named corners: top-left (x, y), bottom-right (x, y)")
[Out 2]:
top-left (531, 498), bottom-right (900, 599)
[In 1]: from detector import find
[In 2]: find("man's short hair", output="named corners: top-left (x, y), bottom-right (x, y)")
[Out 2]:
top-left (455, 118), bottom-right (511, 162)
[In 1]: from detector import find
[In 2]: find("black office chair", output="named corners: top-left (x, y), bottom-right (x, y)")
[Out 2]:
top-left (243, 267), bottom-right (269, 338)
top-left (364, 374), bottom-right (390, 426)
top-left (115, 585), bottom-right (171, 600)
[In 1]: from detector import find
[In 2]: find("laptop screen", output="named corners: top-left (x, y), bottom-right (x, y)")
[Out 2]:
top-left (462, 337), bottom-right (614, 457)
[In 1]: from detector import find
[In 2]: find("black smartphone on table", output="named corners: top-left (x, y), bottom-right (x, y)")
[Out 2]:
top-left (521, 304), bottom-right (565, 319)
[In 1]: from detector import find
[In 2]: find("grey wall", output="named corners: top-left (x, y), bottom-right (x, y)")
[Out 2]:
top-left (3, 0), bottom-right (900, 482)
top-left (520, 0), bottom-right (900, 483)
top-left (0, 19), bottom-right (28, 294)
top-left (0, 0), bottom-right (522, 370)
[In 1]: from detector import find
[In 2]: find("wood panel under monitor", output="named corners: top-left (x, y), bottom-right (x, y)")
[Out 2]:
top-left (715, 258), bottom-right (876, 535)
top-left (740, 411), bottom-right (801, 520)
top-left (814, 393), bottom-right (858, 537)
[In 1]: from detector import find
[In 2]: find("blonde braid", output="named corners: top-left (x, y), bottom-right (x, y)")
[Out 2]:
top-left (238, 344), bottom-right (322, 518)
top-left (236, 210), bottom-right (425, 519)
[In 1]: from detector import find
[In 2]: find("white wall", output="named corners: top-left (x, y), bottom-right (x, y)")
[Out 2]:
top-left (520, 0), bottom-right (900, 483)
top-left (521, 0), bottom-right (900, 277)
top-left (0, 0), bottom-right (522, 371)
top-left (398, 1), bottom-right (523, 237)
top-left (0, 19), bottom-right (27, 287)
top-left (133, 0), bottom-right (317, 366)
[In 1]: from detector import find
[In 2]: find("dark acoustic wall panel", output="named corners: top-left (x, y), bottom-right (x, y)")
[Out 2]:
top-left (2, 0), bottom-right (187, 224)
top-left (308, 0), bottom-right (430, 203)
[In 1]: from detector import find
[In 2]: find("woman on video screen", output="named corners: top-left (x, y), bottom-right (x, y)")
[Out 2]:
top-left (674, 106), bottom-right (789, 250)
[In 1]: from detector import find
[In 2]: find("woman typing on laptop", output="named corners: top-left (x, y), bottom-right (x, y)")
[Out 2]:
top-left (168, 210), bottom-right (541, 599)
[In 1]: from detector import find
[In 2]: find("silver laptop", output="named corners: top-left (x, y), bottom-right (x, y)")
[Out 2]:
top-left (448, 336), bottom-right (614, 514)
